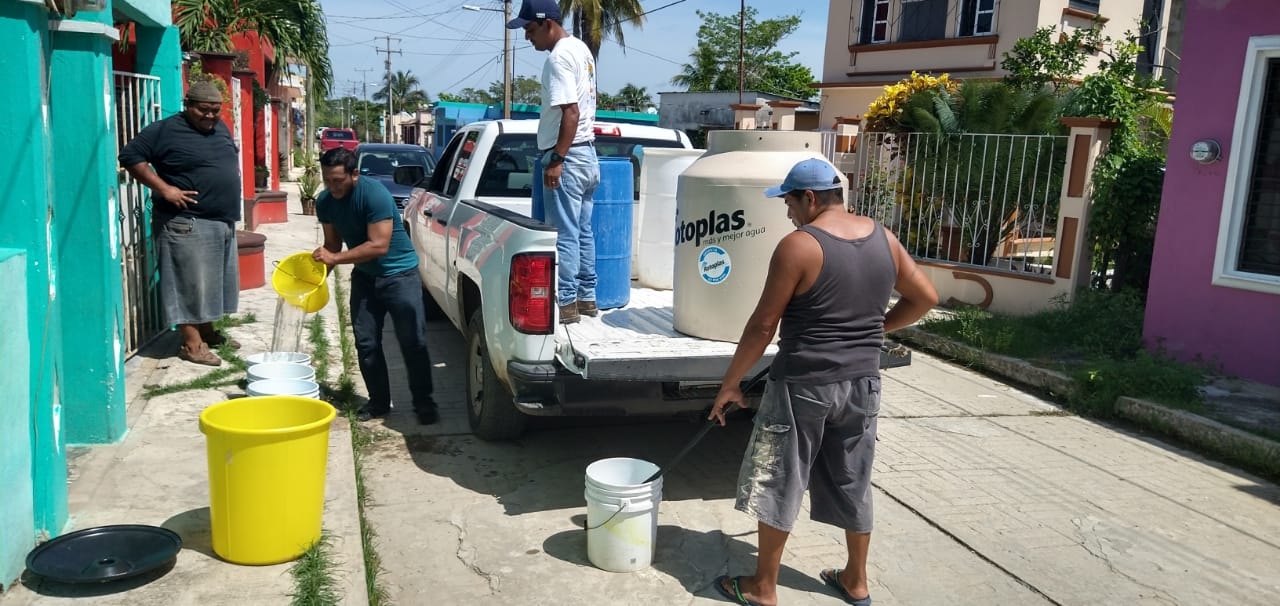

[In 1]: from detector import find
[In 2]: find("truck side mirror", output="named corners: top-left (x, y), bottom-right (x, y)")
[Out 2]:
top-left (393, 165), bottom-right (426, 186)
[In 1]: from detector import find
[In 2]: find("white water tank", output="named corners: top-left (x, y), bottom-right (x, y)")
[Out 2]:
top-left (636, 148), bottom-right (705, 290)
top-left (673, 130), bottom-right (846, 343)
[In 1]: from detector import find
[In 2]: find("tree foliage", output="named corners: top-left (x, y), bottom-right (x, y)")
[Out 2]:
top-left (172, 0), bottom-right (333, 96)
top-left (558, 0), bottom-right (645, 61)
top-left (454, 76), bottom-right (542, 105)
top-left (1056, 30), bottom-right (1169, 293)
top-left (373, 70), bottom-right (430, 112)
top-left (671, 7), bottom-right (815, 101)
top-left (1001, 24), bottom-right (1103, 93)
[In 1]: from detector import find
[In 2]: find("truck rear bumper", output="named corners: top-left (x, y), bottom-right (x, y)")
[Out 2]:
top-left (508, 345), bottom-right (911, 417)
top-left (506, 360), bottom-right (759, 417)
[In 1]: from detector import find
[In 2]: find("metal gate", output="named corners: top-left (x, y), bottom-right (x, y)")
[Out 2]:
top-left (113, 71), bottom-right (165, 356)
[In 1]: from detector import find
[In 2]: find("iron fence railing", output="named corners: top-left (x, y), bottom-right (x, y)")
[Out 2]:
top-left (113, 71), bottom-right (165, 356)
top-left (846, 131), bottom-right (1068, 275)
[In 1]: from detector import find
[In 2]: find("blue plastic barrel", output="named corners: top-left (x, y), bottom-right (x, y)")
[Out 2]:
top-left (532, 155), bottom-right (546, 222)
top-left (531, 155), bottom-right (633, 310)
top-left (592, 156), bottom-right (634, 310)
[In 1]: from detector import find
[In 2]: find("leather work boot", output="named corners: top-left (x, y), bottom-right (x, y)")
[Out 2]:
top-left (559, 303), bottom-right (580, 324)
top-left (578, 300), bottom-right (598, 317)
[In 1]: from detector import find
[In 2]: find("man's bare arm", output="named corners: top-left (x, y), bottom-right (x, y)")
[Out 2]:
top-left (314, 221), bottom-right (392, 267)
top-left (884, 229), bottom-right (939, 332)
top-left (123, 162), bottom-right (198, 209)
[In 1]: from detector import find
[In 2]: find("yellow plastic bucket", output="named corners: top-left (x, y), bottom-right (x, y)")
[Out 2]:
top-left (199, 396), bottom-right (336, 565)
top-left (272, 252), bottom-right (330, 313)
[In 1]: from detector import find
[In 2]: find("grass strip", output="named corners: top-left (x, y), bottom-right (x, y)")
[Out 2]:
top-left (288, 532), bottom-right (341, 606)
top-left (918, 289), bottom-right (1205, 416)
top-left (326, 268), bottom-right (391, 606)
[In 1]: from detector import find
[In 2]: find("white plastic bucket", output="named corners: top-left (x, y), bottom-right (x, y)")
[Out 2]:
top-left (247, 361), bottom-right (315, 384)
top-left (246, 378), bottom-right (321, 399)
top-left (245, 351), bottom-right (312, 366)
top-left (584, 457), bottom-right (663, 572)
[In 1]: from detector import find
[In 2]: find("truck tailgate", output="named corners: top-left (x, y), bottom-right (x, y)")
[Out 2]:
top-left (555, 288), bottom-right (775, 382)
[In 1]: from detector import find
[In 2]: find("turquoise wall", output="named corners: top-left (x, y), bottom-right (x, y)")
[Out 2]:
top-left (113, 0), bottom-right (171, 28)
top-left (133, 24), bottom-right (183, 115)
top-left (0, 250), bottom-right (32, 591)
top-left (50, 4), bottom-right (127, 445)
top-left (0, 0), bottom-right (67, 538)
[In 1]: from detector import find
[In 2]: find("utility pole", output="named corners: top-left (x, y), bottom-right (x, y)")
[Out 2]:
top-left (738, 0), bottom-right (745, 105)
top-left (503, 0), bottom-right (513, 119)
top-left (356, 67), bottom-right (375, 141)
top-left (376, 36), bottom-right (402, 143)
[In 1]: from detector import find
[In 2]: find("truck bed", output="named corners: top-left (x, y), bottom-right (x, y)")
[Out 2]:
top-left (555, 287), bottom-right (776, 382)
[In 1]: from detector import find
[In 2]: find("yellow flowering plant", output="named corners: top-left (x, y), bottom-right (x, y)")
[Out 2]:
top-left (864, 71), bottom-right (958, 133)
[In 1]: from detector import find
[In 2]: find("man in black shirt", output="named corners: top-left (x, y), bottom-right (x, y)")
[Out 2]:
top-left (120, 81), bottom-right (242, 366)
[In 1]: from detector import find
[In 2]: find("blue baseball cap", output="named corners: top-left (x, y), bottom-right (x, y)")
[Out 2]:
top-left (764, 158), bottom-right (843, 198)
top-left (507, 0), bottom-right (562, 28)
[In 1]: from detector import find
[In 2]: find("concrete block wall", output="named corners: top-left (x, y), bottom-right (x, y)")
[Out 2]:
top-left (0, 250), bottom-right (32, 590)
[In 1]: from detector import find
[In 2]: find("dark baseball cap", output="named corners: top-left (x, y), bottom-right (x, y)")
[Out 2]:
top-left (506, 0), bottom-right (561, 28)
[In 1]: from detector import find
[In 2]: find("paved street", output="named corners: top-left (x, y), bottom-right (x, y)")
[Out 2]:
top-left (366, 322), bottom-right (1280, 605)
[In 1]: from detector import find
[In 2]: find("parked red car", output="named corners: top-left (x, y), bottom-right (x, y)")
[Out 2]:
top-left (319, 128), bottom-right (359, 152)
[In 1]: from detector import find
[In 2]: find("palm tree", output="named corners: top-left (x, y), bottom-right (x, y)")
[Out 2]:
top-left (373, 71), bottom-right (430, 112)
top-left (616, 83), bottom-right (650, 111)
top-left (172, 0), bottom-right (333, 96)
top-left (557, 0), bottom-right (645, 61)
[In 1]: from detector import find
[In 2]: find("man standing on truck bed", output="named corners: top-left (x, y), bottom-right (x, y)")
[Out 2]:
top-left (508, 0), bottom-right (600, 324)
top-left (707, 159), bottom-right (939, 606)
top-left (314, 148), bottom-right (438, 425)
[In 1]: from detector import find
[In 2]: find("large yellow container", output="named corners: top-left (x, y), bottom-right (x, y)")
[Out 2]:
top-left (199, 396), bottom-right (336, 565)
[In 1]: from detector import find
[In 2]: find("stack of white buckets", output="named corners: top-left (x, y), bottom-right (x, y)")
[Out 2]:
top-left (244, 352), bottom-right (319, 399)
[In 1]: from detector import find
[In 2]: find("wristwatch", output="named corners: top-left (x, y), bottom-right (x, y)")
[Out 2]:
top-left (548, 150), bottom-right (566, 165)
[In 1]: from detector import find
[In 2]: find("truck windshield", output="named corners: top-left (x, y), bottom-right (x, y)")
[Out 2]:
top-left (476, 133), bottom-right (685, 200)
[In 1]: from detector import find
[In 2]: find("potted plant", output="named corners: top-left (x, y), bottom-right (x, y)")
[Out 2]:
top-left (298, 165), bottom-right (320, 216)
top-left (254, 164), bottom-right (270, 190)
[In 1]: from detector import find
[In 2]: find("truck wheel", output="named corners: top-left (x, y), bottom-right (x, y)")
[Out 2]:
top-left (466, 311), bottom-right (527, 440)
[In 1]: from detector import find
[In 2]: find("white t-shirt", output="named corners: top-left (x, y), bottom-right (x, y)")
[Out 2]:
top-left (538, 35), bottom-right (596, 151)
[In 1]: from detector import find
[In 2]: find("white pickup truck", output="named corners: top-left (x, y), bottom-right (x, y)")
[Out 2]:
top-left (402, 119), bottom-right (908, 440)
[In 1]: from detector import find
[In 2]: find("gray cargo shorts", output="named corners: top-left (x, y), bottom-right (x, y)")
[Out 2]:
top-left (734, 376), bottom-right (881, 533)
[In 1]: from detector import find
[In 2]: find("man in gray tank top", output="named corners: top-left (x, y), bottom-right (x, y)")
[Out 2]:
top-left (708, 159), bottom-right (938, 606)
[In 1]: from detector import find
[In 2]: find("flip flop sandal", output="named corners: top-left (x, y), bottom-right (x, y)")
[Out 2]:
top-left (820, 569), bottom-right (872, 606)
top-left (713, 575), bottom-right (764, 606)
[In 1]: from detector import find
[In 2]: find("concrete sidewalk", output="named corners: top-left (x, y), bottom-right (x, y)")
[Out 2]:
top-left (2, 180), bottom-right (368, 605)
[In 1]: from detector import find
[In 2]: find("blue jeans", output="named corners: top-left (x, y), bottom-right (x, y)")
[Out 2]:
top-left (349, 268), bottom-right (434, 413)
top-left (541, 146), bottom-right (601, 306)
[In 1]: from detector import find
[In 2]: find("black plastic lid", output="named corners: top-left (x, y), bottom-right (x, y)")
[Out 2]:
top-left (25, 524), bottom-right (182, 584)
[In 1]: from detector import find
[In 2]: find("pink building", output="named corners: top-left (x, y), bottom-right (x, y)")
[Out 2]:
top-left (1144, 0), bottom-right (1280, 386)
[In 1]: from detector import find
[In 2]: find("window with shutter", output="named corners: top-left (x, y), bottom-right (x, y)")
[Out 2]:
top-left (1237, 58), bottom-right (1280, 276)
top-left (1069, 0), bottom-right (1101, 13)
top-left (959, 0), bottom-right (997, 37)
top-left (900, 0), bottom-right (948, 42)
top-left (1213, 36), bottom-right (1280, 294)
top-left (858, 0), bottom-right (891, 44)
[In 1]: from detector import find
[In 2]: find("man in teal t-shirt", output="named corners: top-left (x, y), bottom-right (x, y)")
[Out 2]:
top-left (314, 148), bottom-right (437, 424)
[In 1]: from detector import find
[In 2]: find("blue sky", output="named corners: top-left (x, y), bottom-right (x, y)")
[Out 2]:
top-left (319, 0), bottom-right (831, 104)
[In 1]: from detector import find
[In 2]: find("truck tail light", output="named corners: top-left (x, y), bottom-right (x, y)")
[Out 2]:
top-left (510, 252), bottom-right (555, 334)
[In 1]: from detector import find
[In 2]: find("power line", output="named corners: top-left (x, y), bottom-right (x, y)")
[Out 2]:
top-left (601, 0), bottom-right (691, 30)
